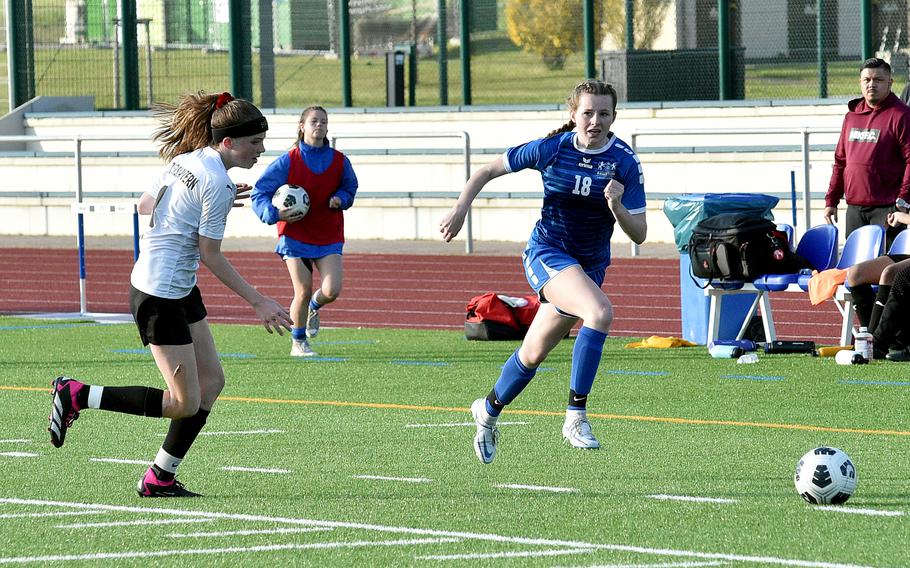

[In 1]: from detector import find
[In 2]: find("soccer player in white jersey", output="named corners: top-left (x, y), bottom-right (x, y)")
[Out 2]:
top-left (47, 91), bottom-right (293, 496)
top-left (439, 80), bottom-right (647, 464)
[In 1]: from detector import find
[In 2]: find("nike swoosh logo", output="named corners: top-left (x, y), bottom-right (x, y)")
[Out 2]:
top-left (479, 440), bottom-right (493, 461)
top-left (572, 396), bottom-right (586, 402)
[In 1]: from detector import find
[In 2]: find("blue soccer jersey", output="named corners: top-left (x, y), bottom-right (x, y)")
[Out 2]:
top-left (503, 131), bottom-right (646, 270)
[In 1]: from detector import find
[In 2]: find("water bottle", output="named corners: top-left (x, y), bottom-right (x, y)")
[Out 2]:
top-left (709, 345), bottom-right (744, 358)
top-left (853, 326), bottom-right (873, 362)
top-left (737, 353), bottom-right (759, 364)
top-left (835, 349), bottom-right (857, 365)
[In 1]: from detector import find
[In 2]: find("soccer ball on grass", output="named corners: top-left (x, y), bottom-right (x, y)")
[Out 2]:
top-left (272, 184), bottom-right (310, 218)
top-left (794, 446), bottom-right (857, 505)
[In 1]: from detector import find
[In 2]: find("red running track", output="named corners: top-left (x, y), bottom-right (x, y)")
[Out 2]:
top-left (0, 248), bottom-right (844, 343)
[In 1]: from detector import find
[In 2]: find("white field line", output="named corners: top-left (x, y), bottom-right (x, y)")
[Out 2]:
top-left (0, 440), bottom-right (30, 444)
top-left (648, 495), bottom-right (737, 504)
top-left (0, 511), bottom-right (105, 519)
top-left (198, 430), bottom-right (285, 436)
top-left (494, 483), bottom-right (578, 494)
top-left (167, 527), bottom-right (333, 538)
top-left (154, 430), bottom-right (286, 437)
top-left (417, 547), bottom-right (595, 560)
top-left (0, 452), bottom-right (38, 458)
top-left (57, 518), bottom-right (215, 529)
top-left (0, 498), bottom-right (883, 568)
top-left (0, 538), bottom-right (460, 564)
top-left (817, 506), bottom-right (904, 517)
top-left (403, 421), bottom-right (528, 428)
top-left (89, 458), bottom-right (149, 465)
top-left (553, 562), bottom-right (726, 568)
top-left (352, 475), bottom-right (432, 483)
top-left (221, 466), bottom-right (290, 474)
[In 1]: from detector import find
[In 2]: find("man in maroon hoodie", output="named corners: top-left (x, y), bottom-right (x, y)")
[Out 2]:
top-left (824, 57), bottom-right (910, 251)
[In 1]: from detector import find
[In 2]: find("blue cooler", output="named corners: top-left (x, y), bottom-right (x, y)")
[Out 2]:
top-left (664, 193), bottom-right (779, 345)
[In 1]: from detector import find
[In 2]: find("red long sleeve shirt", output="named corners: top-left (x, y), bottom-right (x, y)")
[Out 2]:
top-left (826, 92), bottom-right (910, 208)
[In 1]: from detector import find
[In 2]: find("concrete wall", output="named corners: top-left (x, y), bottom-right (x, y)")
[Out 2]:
top-left (0, 100), bottom-right (853, 246)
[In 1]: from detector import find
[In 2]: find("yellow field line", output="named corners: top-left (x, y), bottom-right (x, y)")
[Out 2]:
top-left (6, 385), bottom-right (908, 437)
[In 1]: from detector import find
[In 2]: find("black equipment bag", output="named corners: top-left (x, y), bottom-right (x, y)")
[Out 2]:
top-left (688, 212), bottom-right (810, 284)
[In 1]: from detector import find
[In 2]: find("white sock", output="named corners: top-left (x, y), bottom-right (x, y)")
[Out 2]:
top-left (87, 385), bottom-right (103, 409)
top-left (154, 448), bottom-right (182, 474)
top-left (565, 408), bottom-right (587, 422)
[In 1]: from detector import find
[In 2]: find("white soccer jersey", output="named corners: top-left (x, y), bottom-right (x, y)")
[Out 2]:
top-left (130, 147), bottom-right (236, 299)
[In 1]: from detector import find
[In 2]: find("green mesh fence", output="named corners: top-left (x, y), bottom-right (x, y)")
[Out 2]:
top-left (3, 0), bottom-right (909, 113)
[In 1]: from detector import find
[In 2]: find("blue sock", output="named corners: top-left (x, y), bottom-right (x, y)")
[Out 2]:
top-left (485, 350), bottom-right (537, 417)
top-left (291, 328), bottom-right (306, 341)
top-left (309, 295), bottom-right (322, 312)
top-left (569, 326), bottom-right (607, 409)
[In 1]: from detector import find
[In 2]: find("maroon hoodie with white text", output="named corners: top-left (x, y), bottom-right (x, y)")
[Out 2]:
top-left (826, 92), bottom-right (910, 208)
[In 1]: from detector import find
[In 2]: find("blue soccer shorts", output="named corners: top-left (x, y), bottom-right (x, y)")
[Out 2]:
top-left (521, 243), bottom-right (606, 305)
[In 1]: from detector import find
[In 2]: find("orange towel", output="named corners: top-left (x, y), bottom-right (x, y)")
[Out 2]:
top-left (625, 336), bottom-right (698, 349)
top-left (808, 268), bottom-right (848, 305)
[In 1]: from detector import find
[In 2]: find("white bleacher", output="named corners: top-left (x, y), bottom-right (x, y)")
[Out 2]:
top-left (0, 97), bottom-right (851, 244)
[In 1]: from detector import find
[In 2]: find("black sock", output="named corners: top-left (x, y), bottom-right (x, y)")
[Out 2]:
top-left (868, 285), bottom-right (891, 334)
top-left (151, 464), bottom-right (174, 482)
top-left (75, 387), bottom-right (89, 409)
top-left (485, 390), bottom-right (504, 414)
top-left (850, 284), bottom-right (875, 328)
top-left (99, 386), bottom-right (164, 417)
top-left (568, 389), bottom-right (588, 409)
top-left (162, 408), bottom-right (211, 461)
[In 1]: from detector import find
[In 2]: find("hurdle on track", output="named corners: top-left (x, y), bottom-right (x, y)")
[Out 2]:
top-left (70, 202), bottom-right (140, 315)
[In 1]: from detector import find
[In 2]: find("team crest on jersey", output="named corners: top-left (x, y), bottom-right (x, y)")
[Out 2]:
top-left (595, 161), bottom-right (617, 178)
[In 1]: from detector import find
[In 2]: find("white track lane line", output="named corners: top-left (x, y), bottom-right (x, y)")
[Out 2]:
top-left (221, 466), bottom-right (290, 474)
top-left (352, 475), bottom-right (432, 483)
top-left (0, 499), bottom-right (881, 568)
top-left (494, 483), bottom-right (578, 493)
top-left (817, 506), bottom-right (904, 517)
top-left (167, 527), bottom-right (333, 538)
top-left (0, 452), bottom-right (38, 458)
top-left (403, 421), bottom-right (528, 428)
top-left (0, 538), bottom-right (460, 564)
top-left (648, 495), bottom-right (737, 504)
top-left (418, 547), bottom-right (595, 560)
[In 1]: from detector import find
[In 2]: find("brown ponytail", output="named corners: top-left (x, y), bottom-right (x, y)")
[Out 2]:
top-left (152, 91), bottom-right (264, 162)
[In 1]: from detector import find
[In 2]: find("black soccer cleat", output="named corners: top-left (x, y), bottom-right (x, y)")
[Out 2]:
top-left (137, 468), bottom-right (202, 498)
top-left (48, 376), bottom-right (84, 448)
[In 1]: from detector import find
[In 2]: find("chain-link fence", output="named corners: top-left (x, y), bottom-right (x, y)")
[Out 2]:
top-left (3, 0), bottom-right (909, 115)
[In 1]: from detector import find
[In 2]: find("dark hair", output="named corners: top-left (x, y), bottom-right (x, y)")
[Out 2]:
top-left (151, 91), bottom-right (264, 162)
top-left (861, 57), bottom-right (892, 75)
top-left (545, 79), bottom-right (619, 138)
top-left (296, 105), bottom-right (328, 145)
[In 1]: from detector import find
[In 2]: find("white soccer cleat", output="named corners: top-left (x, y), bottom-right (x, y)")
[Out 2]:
top-left (305, 307), bottom-right (321, 338)
top-left (471, 398), bottom-right (499, 464)
top-left (290, 339), bottom-right (316, 357)
top-left (562, 412), bottom-right (600, 449)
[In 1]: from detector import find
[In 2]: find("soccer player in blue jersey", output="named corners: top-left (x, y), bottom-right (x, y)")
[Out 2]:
top-left (439, 80), bottom-right (647, 464)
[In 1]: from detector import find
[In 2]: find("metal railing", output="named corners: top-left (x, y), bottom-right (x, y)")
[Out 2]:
top-left (330, 131), bottom-right (472, 252)
top-left (630, 126), bottom-right (842, 236)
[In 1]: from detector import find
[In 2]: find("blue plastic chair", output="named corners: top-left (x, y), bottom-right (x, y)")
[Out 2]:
top-left (797, 224), bottom-right (885, 291)
top-left (776, 223), bottom-right (795, 249)
top-left (887, 228), bottom-right (910, 254)
top-left (754, 224), bottom-right (839, 292)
